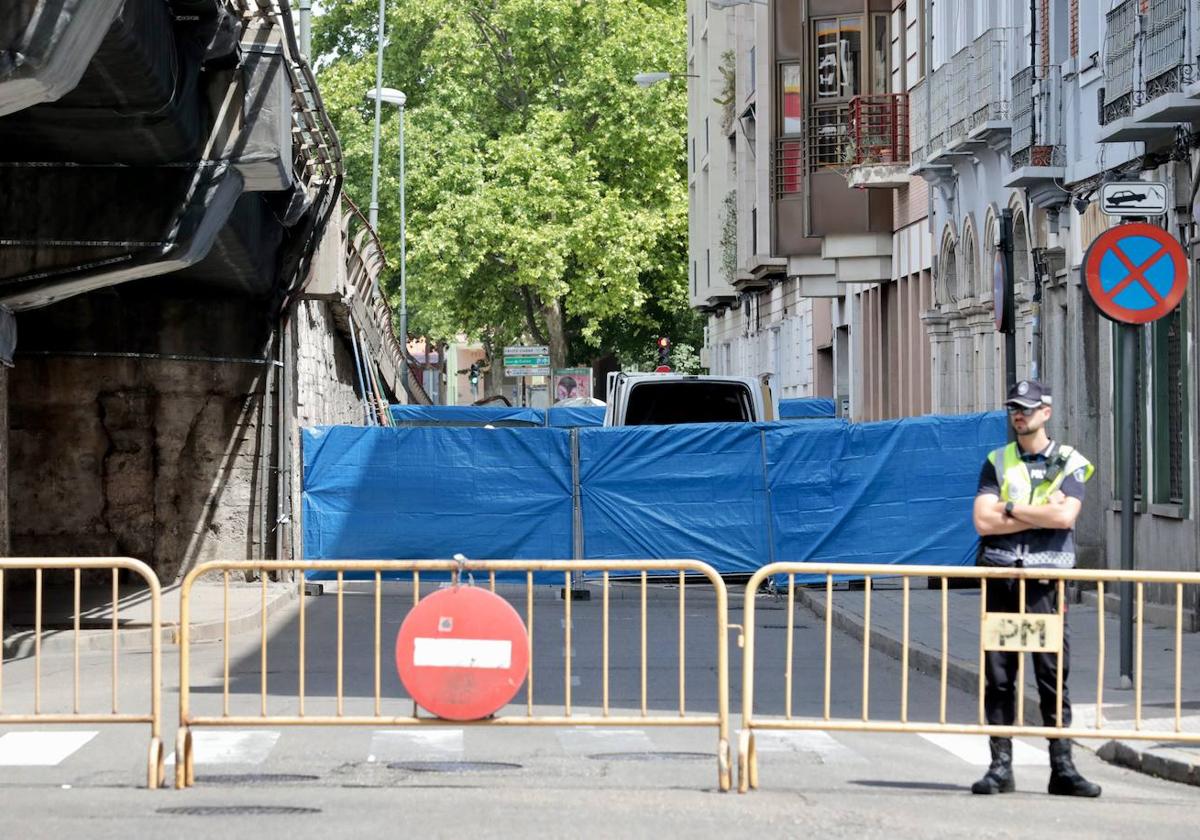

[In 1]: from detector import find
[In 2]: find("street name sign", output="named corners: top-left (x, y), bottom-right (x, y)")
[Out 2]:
top-left (503, 345), bottom-right (551, 377)
top-left (1099, 181), bottom-right (1168, 217)
top-left (395, 586), bottom-right (529, 721)
top-left (1083, 222), bottom-right (1188, 324)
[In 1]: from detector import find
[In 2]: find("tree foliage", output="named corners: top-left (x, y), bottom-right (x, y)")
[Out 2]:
top-left (313, 0), bottom-right (700, 370)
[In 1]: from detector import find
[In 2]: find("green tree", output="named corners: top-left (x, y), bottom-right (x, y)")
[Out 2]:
top-left (313, 0), bottom-right (698, 372)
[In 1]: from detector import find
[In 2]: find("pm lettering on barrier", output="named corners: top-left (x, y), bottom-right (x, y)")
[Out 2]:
top-left (982, 613), bottom-right (1064, 653)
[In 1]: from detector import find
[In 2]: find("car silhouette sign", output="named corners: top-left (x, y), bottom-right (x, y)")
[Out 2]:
top-left (1100, 181), bottom-right (1167, 216)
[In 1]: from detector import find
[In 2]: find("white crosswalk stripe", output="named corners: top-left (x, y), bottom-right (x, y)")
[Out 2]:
top-left (918, 733), bottom-right (1048, 766)
top-left (165, 730), bottom-right (280, 766)
top-left (0, 731), bottom-right (98, 766)
top-left (554, 728), bottom-right (655, 755)
top-left (753, 730), bottom-right (867, 764)
top-left (367, 729), bottom-right (464, 763)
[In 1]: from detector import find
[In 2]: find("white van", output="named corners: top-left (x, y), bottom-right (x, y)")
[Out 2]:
top-left (603, 372), bottom-right (776, 426)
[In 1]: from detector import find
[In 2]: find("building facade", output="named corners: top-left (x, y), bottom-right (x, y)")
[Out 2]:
top-left (689, 0), bottom-right (1200, 606)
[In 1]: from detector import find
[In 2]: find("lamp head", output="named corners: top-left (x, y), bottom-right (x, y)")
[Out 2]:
top-left (633, 72), bottom-right (671, 88)
top-left (366, 87), bottom-right (407, 107)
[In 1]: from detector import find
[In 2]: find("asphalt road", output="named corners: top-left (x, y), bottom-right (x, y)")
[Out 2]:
top-left (0, 580), bottom-right (1195, 839)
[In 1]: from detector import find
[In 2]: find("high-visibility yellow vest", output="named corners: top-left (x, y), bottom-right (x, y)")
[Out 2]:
top-left (987, 441), bottom-right (1094, 505)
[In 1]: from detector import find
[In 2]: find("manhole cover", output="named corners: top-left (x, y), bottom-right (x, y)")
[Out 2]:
top-left (194, 774), bottom-right (319, 785)
top-left (387, 761), bottom-right (522, 773)
top-left (587, 751), bottom-right (712, 762)
top-left (157, 806), bottom-right (321, 817)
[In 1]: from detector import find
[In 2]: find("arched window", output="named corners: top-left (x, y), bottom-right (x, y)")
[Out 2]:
top-left (937, 227), bottom-right (959, 305)
top-left (961, 219), bottom-right (979, 301)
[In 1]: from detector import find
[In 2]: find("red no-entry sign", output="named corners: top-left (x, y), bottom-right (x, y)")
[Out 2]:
top-left (1083, 222), bottom-right (1188, 324)
top-left (395, 586), bottom-right (529, 721)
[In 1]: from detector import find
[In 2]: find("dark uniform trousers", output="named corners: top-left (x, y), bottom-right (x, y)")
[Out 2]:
top-left (983, 576), bottom-right (1071, 728)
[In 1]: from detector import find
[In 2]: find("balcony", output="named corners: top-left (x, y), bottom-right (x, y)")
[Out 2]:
top-left (1005, 65), bottom-right (1067, 206)
top-left (845, 94), bottom-right (909, 188)
top-left (1099, 0), bottom-right (1197, 142)
top-left (910, 27), bottom-right (1015, 175)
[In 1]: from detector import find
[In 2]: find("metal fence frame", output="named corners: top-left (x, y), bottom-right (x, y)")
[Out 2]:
top-left (737, 562), bottom-right (1200, 793)
top-left (0, 557), bottom-right (164, 788)
top-left (176, 558), bottom-right (733, 791)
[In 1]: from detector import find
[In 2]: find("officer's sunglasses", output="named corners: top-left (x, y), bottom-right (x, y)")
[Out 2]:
top-left (1008, 405), bottom-right (1042, 417)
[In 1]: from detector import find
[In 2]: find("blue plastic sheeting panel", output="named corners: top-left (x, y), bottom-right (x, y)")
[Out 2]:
top-left (767, 412), bottom-right (1006, 578)
top-left (546, 406), bottom-right (605, 427)
top-left (388, 405), bottom-right (544, 426)
top-left (302, 426), bottom-right (573, 578)
top-left (578, 423), bottom-right (770, 574)
top-left (780, 397), bottom-right (836, 419)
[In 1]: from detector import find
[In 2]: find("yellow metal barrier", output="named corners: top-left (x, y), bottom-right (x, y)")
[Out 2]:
top-left (0, 557), bottom-right (164, 789)
top-left (738, 562), bottom-right (1200, 793)
top-left (177, 559), bottom-right (733, 791)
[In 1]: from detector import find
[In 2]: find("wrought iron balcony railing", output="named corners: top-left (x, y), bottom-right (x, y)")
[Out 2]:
top-left (1010, 64), bottom-right (1065, 170)
top-left (772, 137), bottom-right (804, 198)
top-left (849, 93), bottom-right (909, 166)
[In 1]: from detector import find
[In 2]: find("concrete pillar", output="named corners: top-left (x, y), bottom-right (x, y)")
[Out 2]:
top-left (922, 311), bottom-right (952, 414)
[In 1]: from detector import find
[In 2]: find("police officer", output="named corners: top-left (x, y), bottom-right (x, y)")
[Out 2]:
top-left (971, 379), bottom-right (1101, 798)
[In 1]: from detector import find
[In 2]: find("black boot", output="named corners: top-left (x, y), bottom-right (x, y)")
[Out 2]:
top-left (971, 737), bottom-right (1015, 794)
top-left (1048, 739), bottom-right (1101, 797)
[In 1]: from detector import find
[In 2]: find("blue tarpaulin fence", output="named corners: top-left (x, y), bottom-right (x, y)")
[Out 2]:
top-left (779, 397), bottom-right (836, 419)
top-left (389, 404), bottom-right (605, 427)
top-left (302, 411), bottom-right (1007, 578)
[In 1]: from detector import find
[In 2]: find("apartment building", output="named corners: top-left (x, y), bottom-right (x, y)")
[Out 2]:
top-left (690, 0), bottom-right (1200, 597)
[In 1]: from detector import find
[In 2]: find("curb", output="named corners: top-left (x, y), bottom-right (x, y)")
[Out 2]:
top-left (2, 584), bottom-right (298, 659)
top-left (787, 587), bottom-right (1200, 785)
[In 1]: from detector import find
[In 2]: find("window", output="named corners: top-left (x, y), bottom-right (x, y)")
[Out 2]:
top-left (809, 104), bottom-right (849, 169)
top-left (1152, 300), bottom-right (1188, 506)
top-left (693, 259), bottom-right (698, 296)
top-left (691, 137), bottom-right (696, 172)
top-left (871, 14), bottom-right (889, 94)
top-left (749, 46), bottom-right (757, 94)
top-left (706, 248), bottom-right (711, 287)
top-left (780, 64), bottom-right (803, 135)
top-left (705, 116), bottom-right (710, 155)
top-left (813, 17), bottom-right (862, 99)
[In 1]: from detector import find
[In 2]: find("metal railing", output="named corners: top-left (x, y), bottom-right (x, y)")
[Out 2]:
top-left (0, 558), bottom-right (164, 789)
top-left (772, 138), bottom-right (804, 197)
top-left (969, 28), bottom-right (1015, 131)
top-left (1144, 0), bottom-right (1188, 98)
top-left (909, 79), bottom-right (928, 163)
top-left (1010, 65), bottom-right (1065, 169)
top-left (948, 47), bottom-right (972, 145)
top-left (807, 104), bottom-right (850, 171)
top-left (849, 94), bottom-right (909, 166)
top-left (927, 64), bottom-right (950, 153)
top-left (176, 559), bottom-right (733, 791)
top-left (737, 563), bottom-right (1200, 793)
top-left (1103, 0), bottom-right (1139, 124)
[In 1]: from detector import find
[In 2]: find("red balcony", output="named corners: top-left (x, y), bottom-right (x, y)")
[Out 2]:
top-left (846, 93), bottom-right (911, 189)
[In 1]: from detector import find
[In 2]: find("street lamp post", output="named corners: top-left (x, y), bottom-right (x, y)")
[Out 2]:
top-left (366, 87), bottom-right (410, 397)
top-left (367, 0), bottom-right (386, 228)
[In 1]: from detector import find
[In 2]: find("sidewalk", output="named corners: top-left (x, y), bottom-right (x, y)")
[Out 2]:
top-left (790, 580), bottom-right (1200, 787)
top-left (2, 577), bottom-right (297, 658)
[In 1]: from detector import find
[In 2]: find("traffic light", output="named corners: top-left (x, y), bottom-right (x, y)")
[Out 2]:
top-left (469, 362), bottom-right (480, 386)
top-left (656, 336), bottom-right (671, 367)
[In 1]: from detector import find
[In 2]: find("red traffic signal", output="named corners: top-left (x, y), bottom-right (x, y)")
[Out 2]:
top-left (656, 336), bottom-right (671, 349)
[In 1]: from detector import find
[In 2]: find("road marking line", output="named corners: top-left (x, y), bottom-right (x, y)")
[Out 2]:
top-left (166, 730), bottom-right (279, 766)
top-left (752, 731), bottom-right (866, 764)
top-left (368, 730), bottom-right (464, 762)
top-left (0, 731), bottom-right (98, 766)
top-left (555, 728), bottom-right (654, 755)
top-left (918, 733), bottom-right (1048, 766)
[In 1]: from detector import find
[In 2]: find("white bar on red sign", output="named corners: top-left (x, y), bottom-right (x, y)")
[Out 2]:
top-left (413, 637), bottom-right (513, 669)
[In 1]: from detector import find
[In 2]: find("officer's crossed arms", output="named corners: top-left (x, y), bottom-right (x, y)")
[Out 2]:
top-left (973, 487), bottom-right (1081, 537)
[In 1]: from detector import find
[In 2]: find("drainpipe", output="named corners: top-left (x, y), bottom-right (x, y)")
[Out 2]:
top-left (1027, 0), bottom-right (1040, 383)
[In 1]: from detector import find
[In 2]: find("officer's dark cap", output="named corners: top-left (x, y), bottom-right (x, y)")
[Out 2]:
top-left (1005, 379), bottom-right (1052, 409)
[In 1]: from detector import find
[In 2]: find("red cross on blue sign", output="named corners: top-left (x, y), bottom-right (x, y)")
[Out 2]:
top-left (1083, 222), bottom-right (1188, 324)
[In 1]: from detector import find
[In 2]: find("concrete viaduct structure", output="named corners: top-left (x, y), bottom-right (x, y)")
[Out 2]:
top-left (0, 1), bottom-right (421, 583)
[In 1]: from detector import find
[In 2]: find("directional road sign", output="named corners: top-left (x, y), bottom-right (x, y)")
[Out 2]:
top-left (395, 586), bottom-right (529, 721)
top-left (1083, 222), bottom-right (1188, 324)
top-left (503, 345), bottom-right (551, 378)
top-left (1100, 181), bottom-right (1168, 217)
